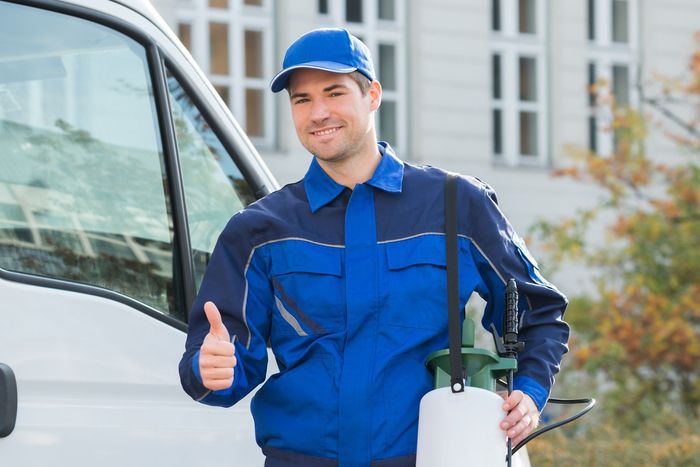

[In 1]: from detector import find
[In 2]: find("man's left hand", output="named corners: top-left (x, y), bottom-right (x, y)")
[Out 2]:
top-left (499, 390), bottom-right (539, 446)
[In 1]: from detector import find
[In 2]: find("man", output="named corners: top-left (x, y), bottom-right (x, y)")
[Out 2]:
top-left (179, 28), bottom-right (569, 466)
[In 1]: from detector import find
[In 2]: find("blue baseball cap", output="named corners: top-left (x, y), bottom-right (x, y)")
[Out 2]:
top-left (270, 28), bottom-right (376, 93)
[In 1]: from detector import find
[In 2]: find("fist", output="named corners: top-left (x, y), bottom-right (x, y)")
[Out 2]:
top-left (199, 301), bottom-right (237, 391)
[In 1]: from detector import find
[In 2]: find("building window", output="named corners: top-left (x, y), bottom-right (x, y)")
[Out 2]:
top-left (318, 0), bottom-right (329, 15)
top-left (209, 22), bottom-right (229, 74)
top-left (176, 0), bottom-right (274, 148)
top-left (178, 23), bottom-right (192, 51)
top-left (518, 0), bottom-right (536, 34)
top-left (492, 0), bottom-right (501, 32)
top-left (611, 0), bottom-right (629, 43)
top-left (346, 0), bottom-right (363, 23)
top-left (320, 0), bottom-right (406, 153)
top-left (491, 0), bottom-right (547, 166)
top-left (587, 0), bottom-right (637, 155)
top-left (612, 64), bottom-right (630, 106)
top-left (587, 0), bottom-right (595, 41)
top-left (378, 0), bottom-right (395, 21)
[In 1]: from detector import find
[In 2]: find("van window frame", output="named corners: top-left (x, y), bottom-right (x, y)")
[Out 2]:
top-left (0, 0), bottom-right (269, 329)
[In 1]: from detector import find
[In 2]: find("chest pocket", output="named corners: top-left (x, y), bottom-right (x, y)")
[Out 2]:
top-left (269, 242), bottom-right (345, 336)
top-left (382, 237), bottom-right (447, 330)
top-left (382, 235), bottom-right (477, 331)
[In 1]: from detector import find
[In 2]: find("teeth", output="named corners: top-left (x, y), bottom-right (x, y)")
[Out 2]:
top-left (314, 127), bottom-right (339, 136)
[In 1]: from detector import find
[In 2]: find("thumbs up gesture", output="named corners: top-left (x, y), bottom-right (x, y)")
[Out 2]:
top-left (199, 301), bottom-right (237, 391)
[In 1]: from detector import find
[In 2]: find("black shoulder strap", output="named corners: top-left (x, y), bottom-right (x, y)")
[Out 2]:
top-left (445, 173), bottom-right (464, 393)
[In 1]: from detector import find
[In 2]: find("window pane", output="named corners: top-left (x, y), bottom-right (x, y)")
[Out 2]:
top-left (318, 0), bottom-right (329, 14)
top-left (588, 62), bottom-right (596, 106)
top-left (178, 23), bottom-right (192, 51)
top-left (492, 0), bottom-right (501, 32)
top-left (612, 64), bottom-right (629, 106)
top-left (518, 0), bottom-right (536, 34)
top-left (493, 109), bottom-right (503, 156)
top-left (379, 100), bottom-right (397, 145)
top-left (0, 2), bottom-right (180, 317)
top-left (346, 0), bottom-right (363, 23)
top-left (209, 0), bottom-right (228, 8)
top-left (519, 56), bottom-right (537, 102)
top-left (378, 44), bottom-right (396, 91)
top-left (587, 0), bottom-right (595, 41)
top-left (588, 116), bottom-right (598, 153)
top-left (214, 85), bottom-right (230, 107)
top-left (612, 0), bottom-right (629, 43)
top-left (378, 0), bottom-right (395, 20)
top-left (166, 71), bottom-right (256, 289)
top-left (245, 30), bottom-right (263, 78)
top-left (209, 22), bottom-right (229, 75)
top-left (492, 54), bottom-right (501, 100)
top-left (520, 111), bottom-right (538, 156)
top-left (246, 88), bottom-right (264, 137)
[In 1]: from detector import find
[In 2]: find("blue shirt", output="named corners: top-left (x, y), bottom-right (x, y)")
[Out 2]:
top-left (179, 143), bottom-right (569, 466)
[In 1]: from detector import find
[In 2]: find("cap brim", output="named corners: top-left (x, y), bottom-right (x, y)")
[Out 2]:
top-left (270, 61), bottom-right (358, 93)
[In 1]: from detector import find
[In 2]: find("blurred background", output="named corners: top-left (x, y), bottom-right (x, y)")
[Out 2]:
top-left (152, 0), bottom-right (700, 464)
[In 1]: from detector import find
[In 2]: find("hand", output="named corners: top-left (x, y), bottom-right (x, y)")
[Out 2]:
top-left (199, 301), bottom-right (237, 391)
top-left (499, 390), bottom-right (539, 446)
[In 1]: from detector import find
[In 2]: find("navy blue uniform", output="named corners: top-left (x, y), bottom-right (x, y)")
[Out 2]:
top-left (179, 143), bottom-right (569, 466)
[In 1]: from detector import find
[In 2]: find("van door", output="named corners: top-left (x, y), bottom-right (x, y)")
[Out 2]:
top-left (0, 1), bottom-right (266, 465)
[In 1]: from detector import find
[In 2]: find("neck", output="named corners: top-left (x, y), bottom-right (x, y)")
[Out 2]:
top-left (317, 140), bottom-right (381, 189)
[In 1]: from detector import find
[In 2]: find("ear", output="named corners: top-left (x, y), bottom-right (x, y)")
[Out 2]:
top-left (368, 80), bottom-right (382, 112)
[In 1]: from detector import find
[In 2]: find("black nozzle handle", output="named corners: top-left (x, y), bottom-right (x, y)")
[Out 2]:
top-left (504, 279), bottom-right (519, 346)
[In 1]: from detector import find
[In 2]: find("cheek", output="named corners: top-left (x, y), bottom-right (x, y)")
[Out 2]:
top-left (291, 109), bottom-right (307, 135)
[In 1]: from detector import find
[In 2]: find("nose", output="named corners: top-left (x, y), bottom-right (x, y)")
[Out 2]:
top-left (309, 98), bottom-right (330, 124)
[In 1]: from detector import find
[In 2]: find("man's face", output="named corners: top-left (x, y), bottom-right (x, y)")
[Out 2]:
top-left (288, 68), bottom-right (380, 163)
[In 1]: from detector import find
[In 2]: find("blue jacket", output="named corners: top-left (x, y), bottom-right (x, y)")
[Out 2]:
top-left (179, 143), bottom-right (569, 466)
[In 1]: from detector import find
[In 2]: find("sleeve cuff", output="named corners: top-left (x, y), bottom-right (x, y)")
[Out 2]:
top-left (513, 375), bottom-right (549, 411)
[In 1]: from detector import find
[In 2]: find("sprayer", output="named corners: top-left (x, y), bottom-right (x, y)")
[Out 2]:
top-left (415, 173), bottom-right (595, 466)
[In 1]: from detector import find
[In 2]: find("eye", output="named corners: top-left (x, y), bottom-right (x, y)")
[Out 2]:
top-left (329, 92), bottom-right (344, 97)
top-left (293, 98), bottom-right (309, 105)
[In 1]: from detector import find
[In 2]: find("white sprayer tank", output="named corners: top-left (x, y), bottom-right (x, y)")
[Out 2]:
top-left (416, 386), bottom-right (514, 466)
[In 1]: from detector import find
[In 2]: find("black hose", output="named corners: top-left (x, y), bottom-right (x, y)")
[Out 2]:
top-left (511, 397), bottom-right (597, 454)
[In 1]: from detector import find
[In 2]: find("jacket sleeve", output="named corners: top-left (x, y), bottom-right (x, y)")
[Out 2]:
top-left (464, 180), bottom-right (570, 411)
top-left (178, 212), bottom-right (272, 407)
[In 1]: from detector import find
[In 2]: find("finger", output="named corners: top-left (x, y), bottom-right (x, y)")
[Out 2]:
top-left (201, 367), bottom-right (234, 380)
top-left (204, 378), bottom-right (234, 391)
top-left (506, 414), bottom-right (532, 439)
top-left (199, 354), bottom-right (237, 370)
top-left (201, 340), bottom-right (236, 358)
top-left (204, 301), bottom-right (230, 341)
top-left (501, 401), bottom-right (528, 429)
top-left (510, 417), bottom-right (538, 447)
top-left (502, 390), bottom-right (524, 411)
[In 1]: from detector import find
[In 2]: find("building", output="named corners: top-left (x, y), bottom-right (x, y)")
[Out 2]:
top-left (152, 0), bottom-right (700, 293)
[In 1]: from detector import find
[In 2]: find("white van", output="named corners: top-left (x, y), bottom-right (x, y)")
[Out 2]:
top-left (0, 0), bottom-right (277, 464)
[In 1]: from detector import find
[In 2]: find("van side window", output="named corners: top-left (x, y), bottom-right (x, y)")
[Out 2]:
top-left (165, 70), bottom-right (256, 290)
top-left (0, 2), bottom-right (182, 319)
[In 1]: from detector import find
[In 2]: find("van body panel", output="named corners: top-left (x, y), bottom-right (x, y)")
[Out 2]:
top-left (0, 0), bottom-right (278, 463)
top-left (0, 276), bottom-right (268, 465)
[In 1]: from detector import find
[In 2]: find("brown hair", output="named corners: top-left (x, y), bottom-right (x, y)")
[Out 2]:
top-left (285, 70), bottom-right (372, 95)
top-left (348, 71), bottom-right (372, 95)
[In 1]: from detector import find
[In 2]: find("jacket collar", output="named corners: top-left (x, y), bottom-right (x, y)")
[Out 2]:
top-left (304, 142), bottom-right (404, 213)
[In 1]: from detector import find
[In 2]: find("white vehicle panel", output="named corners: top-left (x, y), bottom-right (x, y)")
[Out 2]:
top-left (0, 276), bottom-right (269, 465)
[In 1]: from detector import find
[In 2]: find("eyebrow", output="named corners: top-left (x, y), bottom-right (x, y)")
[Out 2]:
top-left (290, 83), bottom-right (350, 100)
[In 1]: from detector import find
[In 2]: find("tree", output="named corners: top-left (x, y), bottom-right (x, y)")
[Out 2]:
top-left (532, 34), bottom-right (700, 422)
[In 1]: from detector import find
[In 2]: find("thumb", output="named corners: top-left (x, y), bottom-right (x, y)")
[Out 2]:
top-left (204, 301), bottom-right (229, 341)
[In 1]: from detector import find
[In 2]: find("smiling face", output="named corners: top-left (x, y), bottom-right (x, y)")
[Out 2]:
top-left (288, 68), bottom-right (381, 165)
